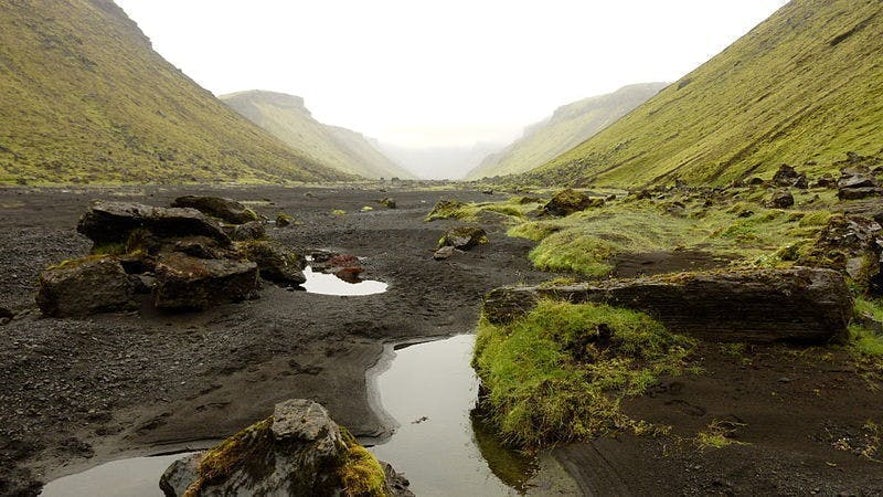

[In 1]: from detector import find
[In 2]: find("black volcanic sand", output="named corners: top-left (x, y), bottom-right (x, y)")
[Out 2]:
top-left (1, 185), bottom-right (882, 497)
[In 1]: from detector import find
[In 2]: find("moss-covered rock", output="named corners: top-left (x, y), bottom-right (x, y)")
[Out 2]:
top-left (542, 189), bottom-right (603, 217)
top-left (160, 399), bottom-right (413, 497)
top-left (236, 240), bottom-right (306, 286)
top-left (37, 256), bottom-right (140, 317)
top-left (438, 226), bottom-right (488, 250)
top-left (171, 196), bottom-right (258, 225)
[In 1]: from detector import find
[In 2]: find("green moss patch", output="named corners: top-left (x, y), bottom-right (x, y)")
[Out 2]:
top-left (473, 299), bottom-right (695, 447)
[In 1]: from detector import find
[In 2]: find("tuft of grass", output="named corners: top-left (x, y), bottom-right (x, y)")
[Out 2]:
top-left (331, 209), bottom-right (347, 216)
top-left (694, 420), bottom-right (748, 450)
top-left (473, 299), bottom-right (695, 447)
top-left (337, 430), bottom-right (388, 497)
top-left (850, 297), bottom-right (883, 359)
top-left (425, 197), bottom-right (541, 223)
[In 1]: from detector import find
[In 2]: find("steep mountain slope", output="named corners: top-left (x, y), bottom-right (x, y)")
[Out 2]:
top-left (0, 0), bottom-right (346, 184)
top-left (528, 0), bottom-right (883, 187)
top-left (466, 83), bottom-right (665, 179)
top-left (221, 91), bottom-right (414, 179)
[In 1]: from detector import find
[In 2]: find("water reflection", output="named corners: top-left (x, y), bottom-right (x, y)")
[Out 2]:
top-left (40, 452), bottom-right (197, 497)
top-left (369, 334), bottom-right (535, 496)
top-left (300, 266), bottom-right (387, 296)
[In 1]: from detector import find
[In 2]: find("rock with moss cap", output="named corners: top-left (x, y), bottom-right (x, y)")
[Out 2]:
top-left (543, 188), bottom-right (604, 216)
top-left (160, 399), bottom-right (413, 497)
top-left (438, 225), bottom-right (488, 251)
top-left (236, 240), bottom-right (307, 286)
top-left (153, 253), bottom-right (259, 311)
top-left (37, 256), bottom-right (141, 317)
top-left (171, 196), bottom-right (258, 225)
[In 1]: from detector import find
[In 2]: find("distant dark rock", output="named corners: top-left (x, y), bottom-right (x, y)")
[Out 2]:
top-left (438, 226), bottom-right (488, 251)
top-left (433, 245), bottom-right (458, 260)
top-left (767, 189), bottom-right (795, 208)
top-left (160, 399), bottom-right (414, 497)
top-left (275, 213), bottom-right (294, 228)
top-left (77, 201), bottom-right (230, 247)
top-left (37, 257), bottom-right (139, 317)
top-left (377, 197), bottom-right (397, 209)
top-left (772, 164), bottom-right (807, 189)
top-left (153, 253), bottom-right (258, 311)
top-left (543, 188), bottom-right (604, 216)
top-left (237, 240), bottom-right (306, 286)
top-left (483, 267), bottom-right (851, 344)
top-left (837, 168), bottom-right (883, 200)
top-left (813, 174), bottom-right (837, 189)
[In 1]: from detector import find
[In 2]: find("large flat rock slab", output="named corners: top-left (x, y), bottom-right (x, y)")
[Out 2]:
top-left (483, 267), bottom-right (851, 344)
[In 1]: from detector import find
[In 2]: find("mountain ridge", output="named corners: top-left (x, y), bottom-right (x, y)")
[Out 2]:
top-left (467, 83), bottom-right (666, 179)
top-left (0, 0), bottom-right (348, 184)
top-left (221, 90), bottom-right (414, 180)
top-left (525, 0), bottom-right (883, 187)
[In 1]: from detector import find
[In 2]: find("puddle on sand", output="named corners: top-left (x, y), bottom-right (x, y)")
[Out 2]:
top-left (368, 334), bottom-right (535, 496)
top-left (300, 266), bottom-right (387, 296)
top-left (40, 452), bottom-right (197, 497)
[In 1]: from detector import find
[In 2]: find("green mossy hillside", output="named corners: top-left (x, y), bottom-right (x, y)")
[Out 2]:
top-left (466, 83), bottom-right (665, 180)
top-left (221, 90), bottom-right (414, 180)
top-left (0, 1), bottom-right (349, 185)
top-left (527, 0), bottom-right (883, 187)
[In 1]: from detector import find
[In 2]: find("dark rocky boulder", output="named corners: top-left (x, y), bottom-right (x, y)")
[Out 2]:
top-left (483, 267), bottom-right (851, 344)
top-left (226, 220), bottom-right (267, 242)
top-left (378, 197), bottom-right (397, 209)
top-left (767, 189), bottom-right (794, 208)
top-left (837, 168), bottom-right (883, 200)
top-left (438, 226), bottom-right (488, 251)
top-left (543, 188), bottom-right (604, 216)
top-left (77, 201), bottom-right (230, 247)
top-left (433, 245), bottom-right (459, 260)
top-left (160, 399), bottom-right (413, 497)
top-left (236, 240), bottom-right (307, 286)
top-left (170, 196), bottom-right (258, 225)
top-left (153, 253), bottom-right (258, 311)
top-left (275, 213), bottom-right (294, 228)
top-left (37, 257), bottom-right (140, 317)
top-left (772, 164), bottom-right (807, 189)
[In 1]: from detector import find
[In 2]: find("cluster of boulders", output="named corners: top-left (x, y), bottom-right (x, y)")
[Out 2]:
top-left (160, 399), bottom-right (413, 497)
top-left (37, 197), bottom-right (307, 317)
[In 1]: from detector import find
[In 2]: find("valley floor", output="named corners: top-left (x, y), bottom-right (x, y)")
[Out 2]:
top-left (0, 184), bottom-right (880, 496)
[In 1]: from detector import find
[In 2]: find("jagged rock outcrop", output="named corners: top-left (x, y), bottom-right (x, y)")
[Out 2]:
top-left (767, 189), bottom-right (794, 208)
top-left (171, 196), bottom-right (258, 225)
top-left (36, 257), bottom-right (140, 317)
top-left (160, 399), bottom-right (413, 497)
top-left (77, 201), bottom-right (230, 247)
top-left (772, 164), bottom-right (807, 189)
top-left (837, 167), bottom-right (883, 200)
top-left (154, 254), bottom-right (259, 311)
top-left (483, 267), bottom-right (851, 344)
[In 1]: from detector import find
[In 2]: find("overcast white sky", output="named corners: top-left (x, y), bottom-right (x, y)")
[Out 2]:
top-left (115, 0), bottom-right (788, 148)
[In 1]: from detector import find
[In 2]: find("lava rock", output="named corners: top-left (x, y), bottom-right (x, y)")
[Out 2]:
top-left (227, 221), bottom-right (267, 241)
top-left (160, 399), bottom-right (414, 497)
top-left (433, 245), bottom-right (459, 260)
top-left (837, 168), bottom-right (883, 200)
top-left (37, 257), bottom-right (140, 317)
top-left (438, 226), bottom-right (488, 251)
top-left (482, 267), bottom-right (851, 344)
top-left (153, 253), bottom-right (258, 310)
top-left (543, 188), bottom-right (604, 216)
top-left (377, 197), bottom-right (397, 209)
top-left (236, 240), bottom-right (307, 286)
top-left (772, 164), bottom-right (807, 189)
top-left (275, 213), bottom-right (294, 228)
top-left (77, 201), bottom-right (230, 247)
top-left (170, 196), bottom-right (258, 225)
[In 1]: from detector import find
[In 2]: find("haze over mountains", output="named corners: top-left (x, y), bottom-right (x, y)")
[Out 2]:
top-left (0, 0), bottom-right (350, 184)
top-left (379, 142), bottom-right (505, 180)
top-left (527, 0), bottom-right (883, 187)
top-left (467, 83), bottom-right (667, 180)
top-left (221, 91), bottom-right (414, 180)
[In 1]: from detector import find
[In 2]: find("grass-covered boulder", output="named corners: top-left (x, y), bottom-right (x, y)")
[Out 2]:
top-left (473, 300), bottom-right (695, 447)
top-left (542, 188), bottom-right (604, 217)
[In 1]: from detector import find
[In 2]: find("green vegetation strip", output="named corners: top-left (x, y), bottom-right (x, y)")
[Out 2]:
top-left (472, 299), bottom-right (696, 448)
